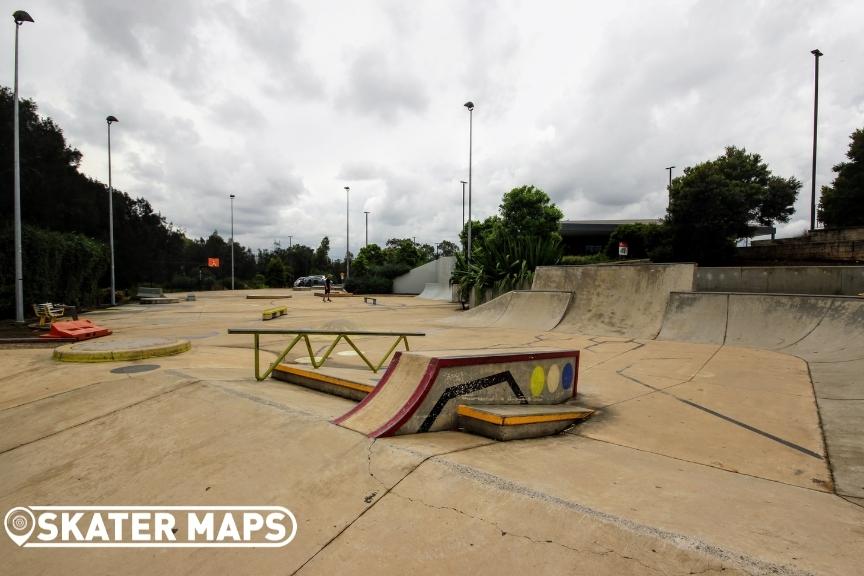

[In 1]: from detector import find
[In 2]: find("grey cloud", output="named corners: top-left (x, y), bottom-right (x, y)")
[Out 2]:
top-left (337, 161), bottom-right (389, 181)
top-left (215, 0), bottom-right (324, 100)
top-left (336, 47), bottom-right (429, 121)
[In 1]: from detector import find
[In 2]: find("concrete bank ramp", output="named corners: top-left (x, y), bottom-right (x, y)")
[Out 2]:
top-left (436, 290), bottom-right (572, 331)
top-left (534, 263), bottom-right (696, 338)
top-left (657, 291), bottom-right (864, 499)
top-left (417, 282), bottom-right (453, 301)
top-left (334, 348), bottom-right (579, 437)
top-left (658, 292), bottom-right (864, 352)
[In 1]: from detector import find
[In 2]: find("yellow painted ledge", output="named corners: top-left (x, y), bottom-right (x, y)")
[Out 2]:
top-left (53, 339), bottom-right (192, 363)
top-left (273, 364), bottom-right (374, 394)
top-left (457, 405), bottom-right (594, 426)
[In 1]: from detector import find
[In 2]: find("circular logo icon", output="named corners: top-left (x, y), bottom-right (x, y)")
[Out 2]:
top-left (4, 507), bottom-right (35, 547)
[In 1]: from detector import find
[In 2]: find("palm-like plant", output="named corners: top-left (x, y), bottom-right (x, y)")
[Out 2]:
top-left (451, 234), bottom-right (561, 303)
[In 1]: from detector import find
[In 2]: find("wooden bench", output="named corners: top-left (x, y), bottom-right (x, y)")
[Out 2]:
top-left (363, 296), bottom-right (377, 305)
top-left (226, 328), bottom-right (425, 381)
top-left (262, 306), bottom-right (287, 320)
top-left (32, 303), bottom-right (66, 327)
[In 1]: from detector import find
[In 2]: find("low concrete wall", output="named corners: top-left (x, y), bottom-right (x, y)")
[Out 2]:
top-left (743, 226), bottom-right (864, 263)
top-left (696, 266), bottom-right (864, 295)
top-left (392, 256), bottom-right (456, 294)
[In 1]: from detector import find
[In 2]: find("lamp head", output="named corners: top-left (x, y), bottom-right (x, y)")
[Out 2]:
top-left (230, 194), bottom-right (235, 199)
top-left (106, 115), bottom-right (119, 124)
top-left (811, 49), bottom-right (823, 57)
top-left (13, 10), bottom-right (34, 24)
top-left (464, 101), bottom-right (474, 111)
top-left (344, 186), bottom-right (350, 191)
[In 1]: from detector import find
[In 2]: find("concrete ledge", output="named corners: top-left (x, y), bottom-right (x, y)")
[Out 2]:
top-left (246, 295), bottom-right (293, 299)
top-left (53, 337), bottom-right (191, 363)
top-left (457, 403), bottom-right (593, 441)
top-left (140, 297), bottom-right (180, 305)
top-left (272, 364), bottom-right (373, 401)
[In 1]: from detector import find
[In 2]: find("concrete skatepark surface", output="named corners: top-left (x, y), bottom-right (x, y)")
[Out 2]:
top-left (1, 278), bottom-right (863, 575)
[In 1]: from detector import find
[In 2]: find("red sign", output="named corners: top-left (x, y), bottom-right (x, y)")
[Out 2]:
top-left (618, 242), bottom-right (628, 257)
top-left (207, 258), bottom-right (220, 268)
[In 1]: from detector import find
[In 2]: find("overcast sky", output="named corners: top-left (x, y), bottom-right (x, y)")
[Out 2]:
top-left (4, 0), bottom-right (863, 256)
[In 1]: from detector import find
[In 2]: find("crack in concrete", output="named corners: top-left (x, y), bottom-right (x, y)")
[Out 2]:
top-left (569, 433), bottom-right (833, 496)
top-left (289, 441), bottom-right (495, 576)
top-left (430, 459), bottom-right (817, 576)
top-left (387, 490), bottom-right (673, 575)
top-left (0, 379), bottom-right (201, 457)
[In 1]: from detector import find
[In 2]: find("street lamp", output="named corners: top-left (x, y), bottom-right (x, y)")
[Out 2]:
top-left (665, 166), bottom-right (675, 188)
top-left (229, 194), bottom-right (235, 290)
top-left (12, 10), bottom-right (34, 323)
top-left (464, 102), bottom-right (474, 262)
top-left (344, 186), bottom-right (350, 279)
top-left (364, 211), bottom-right (370, 247)
top-left (106, 115), bottom-right (119, 305)
top-left (810, 49), bottom-right (823, 232)
top-left (460, 180), bottom-right (467, 249)
top-left (288, 235), bottom-right (292, 248)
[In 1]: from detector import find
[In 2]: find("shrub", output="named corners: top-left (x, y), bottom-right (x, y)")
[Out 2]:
top-left (344, 275), bottom-right (392, 294)
top-left (0, 224), bottom-right (107, 317)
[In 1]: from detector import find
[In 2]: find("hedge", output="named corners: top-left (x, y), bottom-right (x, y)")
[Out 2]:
top-left (0, 224), bottom-right (107, 318)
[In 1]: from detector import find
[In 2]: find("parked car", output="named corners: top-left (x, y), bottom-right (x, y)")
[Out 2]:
top-left (293, 277), bottom-right (307, 287)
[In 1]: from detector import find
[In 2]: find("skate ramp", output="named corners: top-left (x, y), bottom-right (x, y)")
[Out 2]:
top-left (334, 348), bottom-right (579, 437)
top-left (658, 291), bottom-right (864, 498)
top-left (658, 292), bottom-right (864, 354)
top-left (417, 283), bottom-right (453, 301)
top-left (534, 263), bottom-right (696, 338)
top-left (436, 290), bottom-right (572, 331)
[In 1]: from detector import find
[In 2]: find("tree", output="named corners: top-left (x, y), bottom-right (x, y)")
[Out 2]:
top-left (666, 146), bottom-right (800, 264)
top-left (313, 237), bottom-right (331, 272)
top-left (265, 256), bottom-right (286, 287)
top-left (459, 215), bottom-right (503, 253)
top-left (499, 185), bottom-right (563, 240)
top-left (352, 244), bottom-right (384, 276)
top-left (438, 240), bottom-right (459, 256)
top-left (818, 127), bottom-right (864, 228)
top-left (384, 238), bottom-right (426, 268)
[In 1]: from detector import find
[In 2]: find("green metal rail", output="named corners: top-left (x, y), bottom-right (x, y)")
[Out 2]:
top-left (227, 328), bottom-right (425, 381)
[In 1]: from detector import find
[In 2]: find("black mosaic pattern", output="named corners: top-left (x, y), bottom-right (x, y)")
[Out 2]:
top-left (417, 371), bottom-right (527, 433)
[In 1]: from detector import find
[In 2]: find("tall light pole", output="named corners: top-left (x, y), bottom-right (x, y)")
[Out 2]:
top-left (106, 115), bottom-right (119, 305)
top-left (464, 102), bottom-right (474, 262)
top-left (288, 235), bottom-right (292, 248)
top-left (12, 10), bottom-right (34, 323)
top-left (363, 211), bottom-right (370, 247)
top-left (665, 165), bottom-right (675, 188)
top-left (344, 186), bottom-right (350, 279)
top-left (460, 180), bottom-right (466, 250)
top-left (810, 49), bottom-right (823, 232)
top-left (229, 194), bottom-right (235, 290)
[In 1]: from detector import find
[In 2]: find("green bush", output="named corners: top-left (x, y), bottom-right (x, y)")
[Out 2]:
top-left (0, 224), bottom-right (107, 317)
top-left (451, 234), bottom-right (562, 302)
top-left (344, 275), bottom-right (392, 294)
top-left (560, 254), bottom-right (609, 265)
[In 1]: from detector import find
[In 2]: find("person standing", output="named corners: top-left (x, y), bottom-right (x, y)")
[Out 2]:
top-left (323, 276), bottom-right (332, 302)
